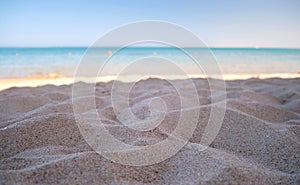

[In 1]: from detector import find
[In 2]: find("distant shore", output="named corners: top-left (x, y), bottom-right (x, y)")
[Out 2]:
top-left (0, 72), bottom-right (299, 91)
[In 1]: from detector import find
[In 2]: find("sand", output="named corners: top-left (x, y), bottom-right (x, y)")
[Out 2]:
top-left (0, 77), bottom-right (299, 184)
top-left (0, 72), bottom-right (299, 92)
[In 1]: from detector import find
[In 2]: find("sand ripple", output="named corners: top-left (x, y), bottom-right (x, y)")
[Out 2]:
top-left (0, 78), bottom-right (299, 184)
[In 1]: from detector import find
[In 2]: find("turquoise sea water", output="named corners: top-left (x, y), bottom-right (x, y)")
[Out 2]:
top-left (0, 47), bottom-right (299, 78)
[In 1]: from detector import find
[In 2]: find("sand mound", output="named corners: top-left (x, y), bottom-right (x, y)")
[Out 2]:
top-left (0, 78), bottom-right (299, 184)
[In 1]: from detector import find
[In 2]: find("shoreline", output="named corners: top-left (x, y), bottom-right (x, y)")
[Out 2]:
top-left (0, 72), bottom-right (299, 91)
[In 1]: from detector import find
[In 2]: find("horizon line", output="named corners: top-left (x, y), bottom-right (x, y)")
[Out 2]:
top-left (1, 46), bottom-right (300, 49)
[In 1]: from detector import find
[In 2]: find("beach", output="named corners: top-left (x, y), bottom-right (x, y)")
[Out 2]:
top-left (0, 72), bottom-right (299, 92)
top-left (0, 77), bottom-right (299, 184)
top-left (0, 43), bottom-right (299, 185)
top-left (2, 0), bottom-right (300, 184)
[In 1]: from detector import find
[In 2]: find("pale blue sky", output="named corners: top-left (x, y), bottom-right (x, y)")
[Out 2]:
top-left (0, 0), bottom-right (299, 48)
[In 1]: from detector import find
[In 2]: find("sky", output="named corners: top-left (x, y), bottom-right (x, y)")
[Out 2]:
top-left (0, 0), bottom-right (299, 48)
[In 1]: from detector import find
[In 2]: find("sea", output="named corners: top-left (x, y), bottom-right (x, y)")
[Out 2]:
top-left (0, 47), bottom-right (299, 79)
